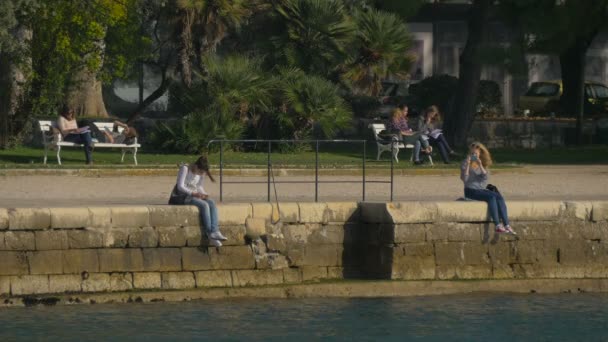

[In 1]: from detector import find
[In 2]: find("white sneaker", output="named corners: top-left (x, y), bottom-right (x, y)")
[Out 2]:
top-left (209, 239), bottom-right (222, 247)
top-left (209, 231), bottom-right (228, 241)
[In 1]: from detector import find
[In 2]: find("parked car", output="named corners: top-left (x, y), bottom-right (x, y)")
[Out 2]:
top-left (518, 80), bottom-right (608, 116)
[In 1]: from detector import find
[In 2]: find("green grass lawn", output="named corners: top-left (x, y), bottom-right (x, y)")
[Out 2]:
top-left (0, 144), bottom-right (607, 169)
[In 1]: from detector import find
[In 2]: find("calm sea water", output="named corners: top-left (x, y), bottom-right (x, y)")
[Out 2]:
top-left (0, 294), bottom-right (607, 341)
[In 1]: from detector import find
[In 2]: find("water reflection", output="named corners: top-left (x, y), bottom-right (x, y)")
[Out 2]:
top-left (0, 294), bottom-right (607, 341)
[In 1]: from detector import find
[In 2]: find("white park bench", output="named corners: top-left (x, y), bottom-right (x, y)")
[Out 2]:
top-left (369, 122), bottom-right (433, 165)
top-left (39, 120), bottom-right (141, 165)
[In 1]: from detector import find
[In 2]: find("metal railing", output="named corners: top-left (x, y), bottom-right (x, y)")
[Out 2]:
top-left (207, 139), bottom-right (396, 202)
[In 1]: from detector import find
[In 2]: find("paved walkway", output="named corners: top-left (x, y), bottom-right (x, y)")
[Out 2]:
top-left (1, 166), bottom-right (607, 207)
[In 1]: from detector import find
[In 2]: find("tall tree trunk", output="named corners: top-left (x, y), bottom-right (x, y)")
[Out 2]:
top-left (0, 24), bottom-right (32, 149)
top-left (443, 0), bottom-right (491, 148)
top-left (65, 28), bottom-right (109, 118)
top-left (559, 32), bottom-right (597, 145)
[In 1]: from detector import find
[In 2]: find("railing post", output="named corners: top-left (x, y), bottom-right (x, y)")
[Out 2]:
top-left (390, 138), bottom-right (394, 202)
top-left (219, 140), bottom-right (224, 202)
top-left (315, 140), bottom-right (319, 202)
top-left (362, 140), bottom-right (366, 202)
top-left (267, 140), bottom-right (271, 202)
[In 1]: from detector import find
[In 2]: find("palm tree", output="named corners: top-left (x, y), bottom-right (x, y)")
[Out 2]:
top-left (343, 9), bottom-right (413, 96)
top-left (274, 68), bottom-right (352, 140)
top-left (174, 0), bottom-right (252, 87)
top-left (273, 0), bottom-right (354, 76)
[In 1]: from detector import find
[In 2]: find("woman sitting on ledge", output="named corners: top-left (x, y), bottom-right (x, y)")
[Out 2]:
top-left (169, 156), bottom-right (227, 247)
top-left (461, 142), bottom-right (516, 235)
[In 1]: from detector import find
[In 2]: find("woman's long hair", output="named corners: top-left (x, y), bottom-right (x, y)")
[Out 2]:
top-left (471, 141), bottom-right (493, 168)
top-left (60, 105), bottom-right (73, 120)
top-left (191, 156), bottom-right (215, 182)
top-left (425, 105), bottom-right (441, 123)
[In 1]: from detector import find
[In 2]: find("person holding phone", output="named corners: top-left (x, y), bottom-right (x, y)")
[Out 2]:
top-left (57, 105), bottom-right (94, 165)
top-left (461, 142), bottom-right (515, 234)
top-left (170, 156), bottom-right (227, 247)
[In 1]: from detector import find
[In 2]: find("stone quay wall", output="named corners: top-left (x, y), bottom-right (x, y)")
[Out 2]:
top-left (0, 201), bottom-right (607, 299)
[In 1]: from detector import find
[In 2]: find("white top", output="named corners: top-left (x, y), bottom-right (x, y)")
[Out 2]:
top-left (176, 165), bottom-right (208, 196)
top-left (57, 116), bottom-right (77, 136)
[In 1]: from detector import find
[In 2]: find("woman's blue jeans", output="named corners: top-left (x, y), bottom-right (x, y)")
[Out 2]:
top-left (186, 197), bottom-right (219, 234)
top-left (64, 132), bottom-right (93, 163)
top-left (464, 188), bottom-right (510, 226)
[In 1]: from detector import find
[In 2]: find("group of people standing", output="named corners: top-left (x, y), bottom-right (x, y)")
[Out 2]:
top-left (387, 104), bottom-right (456, 164)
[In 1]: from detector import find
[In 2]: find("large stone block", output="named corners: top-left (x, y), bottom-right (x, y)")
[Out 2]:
top-left (391, 253), bottom-right (436, 280)
top-left (68, 229), bottom-right (104, 249)
top-left (255, 253), bottom-right (289, 270)
top-left (360, 202), bottom-right (437, 224)
top-left (161, 272), bottom-right (195, 289)
top-left (157, 227), bottom-right (187, 247)
top-left (435, 201), bottom-right (488, 222)
top-left (133, 272), bottom-right (161, 289)
top-left (82, 273), bottom-right (111, 292)
top-left (111, 207), bottom-right (150, 228)
top-left (49, 274), bottom-right (81, 293)
top-left (195, 270), bottom-right (232, 288)
top-left (148, 206), bottom-right (199, 228)
top-left (182, 248), bottom-right (213, 271)
top-left (592, 201), bottom-right (608, 222)
top-left (301, 245), bottom-right (341, 267)
top-left (209, 246), bottom-right (255, 270)
top-left (142, 248), bottom-right (182, 271)
top-left (4, 231), bottom-right (35, 250)
top-left (512, 240), bottom-right (556, 264)
top-left (565, 201), bottom-right (593, 221)
top-left (217, 203), bottom-right (252, 225)
top-left (10, 275), bottom-right (49, 295)
top-left (0, 209), bottom-right (8, 230)
top-left (435, 265), bottom-right (492, 280)
top-left (184, 226), bottom-right (202, 247)
top-left (275, 203), bottom-right (300, 223)
top-left (252, 203), bottom-right (273, 220)
top-left (88, 207), bottom-right (111, 228)
top-left (301, 266), bottom-right (328, 282)
top-left (283, 268), bottom-right (302, 283)
top-left (327, 266), bottom-right (344, 279)
top-left (128, 227), bottom-right (158, 248)
top-left (148, 206), bottom-right (178, 228)
top-left (218, 225), bottom-right (247, 246)
top-left (110, 273), bottom-right (133, 291)
top-left (245, 218), bottom-right (266, 239)
top-left (98, 249), bottom-right (144, 272)
top-left (252, 203), bottom-right (299, 223)
top-left (393, 224), bottom-right (427, 243)
top-left (446, 223), bottom-right (483, 242)
top-left (299, 203), bottom-right (329, 224)
top-left (63, 249), bottom-right (99, 274)
top-left (28, 251), bottom-right (63, 274)
top-left (326, 202), bottom-right (359, 223)
top-left (0, 276), bottom-right (10, 295)
top-left (308, 225), bottom-right (345, 245)
top-left (507, 201), bottom-right (565, 221)
top-left (231, 269), bottom-right (284, 287)
top-left (283, 224), bottom-right (312, 245)
top-left (0, 251), bottom-right (28, 275)
top-left (101, 228), bottom-right (131, 248)
top-left (8, 208), bottom-right (51, 230)
top-left (35, 230), bottom-right (69, 250)
top-left (425, 224), bottom-right (448, 241)
top-left (434, 242), bottom-right (490, 266)
top-left (50, 208), bottom-right (90, 229)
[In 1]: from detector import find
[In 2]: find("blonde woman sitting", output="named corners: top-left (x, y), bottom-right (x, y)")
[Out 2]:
top-left (461, 142), bottom-right (515, 234)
